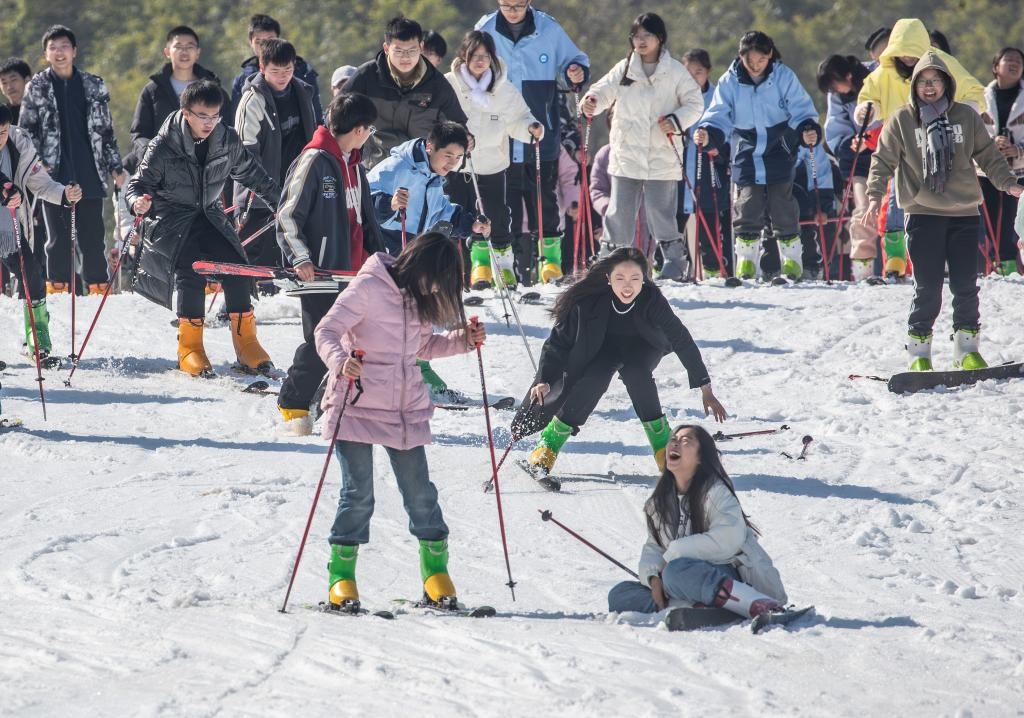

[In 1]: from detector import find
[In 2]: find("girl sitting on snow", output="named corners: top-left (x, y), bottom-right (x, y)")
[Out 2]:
top-left (314, 231), bottom-right (486, 612)
top-left (515, 247), bottom-right (726, 488)
top-left (608, 424), bottom-right (789, 621)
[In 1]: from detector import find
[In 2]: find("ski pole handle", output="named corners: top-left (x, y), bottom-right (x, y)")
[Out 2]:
top-left (539, 510), bottom-right (639, 579)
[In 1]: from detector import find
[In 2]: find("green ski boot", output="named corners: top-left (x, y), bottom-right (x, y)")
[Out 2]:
top-left (883, 231), bottom-right (908, 277)
top-left (641, 415), bottom-right (672, 472)
top-left (420, 538), bottom-right (456, 606)
top-left (327, 544), bottom-right (359, 609)
top-left (23, 299), bottom-right (52, 358)
top-left (776, 234), bottom-right (803, 280)
top-left (953, 328), bottom-right (988, 370)
top-left (995, 259), bottom-right (1017, 276)
top-left (417, 359), bottom-right (461, 402)
top-left (906, 331), bottom-right (933, 372)
top-left (527, 416), bottom-right (573, 477)
top-left (469, 240), bottom-right (492, 290)
top-left (539, 236), bottom-right (563, 284)
top-left (734, 235), bottom-right (760, 280)
top-left (491, 244), bottom-right (517, 289)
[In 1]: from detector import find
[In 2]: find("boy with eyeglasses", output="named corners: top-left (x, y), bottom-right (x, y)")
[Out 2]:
top-left (342, 16), bottom-right (467, 168)
top-left (19, 25), bottom-right (126, 296)
top-left (125, 80), bottom-right (281, 378)
top-left (274, 92), bottom-right (386, 435)
top-left (475, 1), bottom-right (589, 284)
top-left (234, 38), bottom-right (318, 273)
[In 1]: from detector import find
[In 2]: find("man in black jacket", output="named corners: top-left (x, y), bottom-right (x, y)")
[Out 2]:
top-left (125, 81), bottom-right (281, 378)
top-left (129, 26), bottom-right (230, 163)
top-left (275, 92), bottom-right (383, 434)
top-left (343, 16), bottom-right (467, 168)
top-left (234, 38), bottom-right (318, 271)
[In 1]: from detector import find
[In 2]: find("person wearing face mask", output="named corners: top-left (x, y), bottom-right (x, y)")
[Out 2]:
top-left (863, 53), bottom-right (1024, 373)
top-left (512, 248), bottom-right (726, 490)
top-left (607, 424), bottom-right (789, 623)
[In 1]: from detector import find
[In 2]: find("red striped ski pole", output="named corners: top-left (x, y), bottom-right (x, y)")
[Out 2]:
top-left (539, 509), bottom-right (638, 578)
top-left (8, 197), bottom-right (47, 420)
top-left (64, 205), bottom-right (147, 387)
top-left (472, 315), bottom-right (517, 600)
top-left (533, 137), bottom-right (544, 282)
top-left (68, 185), bottom-right (79, 362)
top-left (580, 116), bottom-right (596, 260)
top-left (670, 135), bottom-right (726, 277)
top-left (279, 349), bottom-right (365, 614)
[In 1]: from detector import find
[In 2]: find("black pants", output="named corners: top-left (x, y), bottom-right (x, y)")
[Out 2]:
top-left (906, 214), bottom-right (981, 334)
top-left (445, 170), bottom-right (512, 250)
top-left (979, 176), bottom-right (1020, 265)
top-left (175, 216), bottom-right (252, 318)
top-left (507, 151), bottom-right (560, 284)
top-left (278, 293), bottom-right (338, 410)
top-left (1, 237), bottom-right (46, 301)
top-left (239, 207), bottom-right (281, 267)
top-left (42, 198), bottom-right (107, 284)
top-left (557, 342), bottom-right (664, 428)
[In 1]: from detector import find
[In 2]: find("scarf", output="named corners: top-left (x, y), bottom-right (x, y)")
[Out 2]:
top-left (459, 64), bottom-right (492, 108)
top-left (0, 146), bottom-right (17, 259)
top-left (918, 95), bottom-right (955, 193)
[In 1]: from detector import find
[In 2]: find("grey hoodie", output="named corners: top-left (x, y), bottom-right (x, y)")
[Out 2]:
top-left (867, 51), bottom-right (1019, 216)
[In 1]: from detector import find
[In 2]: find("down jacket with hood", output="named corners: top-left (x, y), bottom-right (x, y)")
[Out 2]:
top-left (638, 480), bottom-right (788, 603)
top-left (313, 252), bottom-right (474, 449)
top-left (582, 48), bottom-right (704, 182)
top-left (867, 52), bottom-right (1020, 218)
top-left (124, 112), bottom-right (280, 310)
top-left (2, 126), bottom-right (68, 251)
top-left (857, 18), bottom-right (985, 124)
top-left (445, 57), bottom-right (539, 176)
top-left (983, 77), bottom-right (1024, 177)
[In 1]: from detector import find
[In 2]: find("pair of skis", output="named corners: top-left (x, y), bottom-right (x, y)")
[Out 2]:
top-left (850, 361), bottom-right (1024, 394)
top-left (192, 261), bottom-right (355, 297)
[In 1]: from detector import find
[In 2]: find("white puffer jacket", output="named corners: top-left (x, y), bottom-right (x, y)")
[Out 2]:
top-left (446, 58), bottom-right (539, 176)
top-left (638, 480), bottom-right (788, 602)
top-left (582, 49), bottom-right (704, 181)
top-left (983, 79), bottom-right (1024, 177)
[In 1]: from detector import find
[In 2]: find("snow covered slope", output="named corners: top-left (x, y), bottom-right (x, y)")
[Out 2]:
top-left (2, 277), bottom-right (1023, 716)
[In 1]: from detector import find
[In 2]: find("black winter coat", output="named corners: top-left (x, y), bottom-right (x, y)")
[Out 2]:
top-left (128, 63), bottom-right (230, 163)
top-left (342, 52), bottom-right (468, 168)
top-left (125, 112), bottom-right (281, 310)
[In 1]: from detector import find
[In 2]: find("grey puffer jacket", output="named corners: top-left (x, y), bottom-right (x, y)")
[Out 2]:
top-left (18, 67), bottom-right (123, 192)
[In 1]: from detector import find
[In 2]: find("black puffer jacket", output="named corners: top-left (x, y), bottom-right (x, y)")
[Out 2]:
top-left (128, 63), bottom-right (230, 162)
top-left (342, 52), bottom-right (467, 168)
top-left (125, 112), bottom-right (281, 309)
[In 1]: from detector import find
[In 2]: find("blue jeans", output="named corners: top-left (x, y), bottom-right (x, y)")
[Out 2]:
top-left (328, 441), bottom-right (449, 545)
top-left (607, 557), bottom-right (740, 613)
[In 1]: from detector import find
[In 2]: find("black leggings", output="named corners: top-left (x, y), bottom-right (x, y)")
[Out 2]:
top-left (175, 217), bottom-right (252, 318)
top-left (557, 342), bottom-right (665, 428)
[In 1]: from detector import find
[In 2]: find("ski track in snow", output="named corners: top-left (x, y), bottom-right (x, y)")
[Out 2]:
top-left (2, 278), bottom-right (1024, 716)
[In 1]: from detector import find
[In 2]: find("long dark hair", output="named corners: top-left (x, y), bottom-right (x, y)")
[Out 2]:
top-left (550, 247), bottom-right (653, 325)
top-left (645, 425), bottom-right (759, 549)
top-left (388, 231), bottom-right (468, 333)
top-left (457, 30), bottom-right (499, 92)
top-left (621, 13), bottom-right (668, 86)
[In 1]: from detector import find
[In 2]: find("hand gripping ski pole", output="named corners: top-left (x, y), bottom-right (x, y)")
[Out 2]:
top-left (64, 202), bottom-right (148, 387)
top-left (538, 510), bottom-right (638, 578)
top-left (279, 349), bottom-right (365, 613)
top-left (668, 136), bottom-right (727, 277)
top-left (471, 315), bottom-right (517, 600)
top-left (7, 197), bottom-right (47, 420)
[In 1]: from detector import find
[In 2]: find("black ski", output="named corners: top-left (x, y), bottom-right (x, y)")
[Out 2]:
top-left (464, 295), bottom-right (486, 307)
top-left (664, 606), bottom-right (742, 631)
top-left (241, 380), bottom-right (277, 396)
top-left (724, 277), bottom-right (743, 288)
top-left (514, 458), bottom-right (562, 491)
top-left (312, 601), bottom-right (395, 619)
top-left (391, 598), bottom-right (496, 618)
top-left (750, 605), bottom-right (814, 634)
top-left (888, 361), bottom-right (1024, 394)
top-left (435, 396), bottom-right (515, 411)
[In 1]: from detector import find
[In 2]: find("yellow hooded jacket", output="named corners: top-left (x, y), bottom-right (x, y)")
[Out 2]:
top-left (857, 18), bottom-right (985, 122)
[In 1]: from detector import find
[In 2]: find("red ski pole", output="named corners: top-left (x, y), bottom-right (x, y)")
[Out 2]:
top-left (580, 116), bottom-right (596, 260)
top-left (279, 349), bottom-right (365, 614)
top-left (809, 150), bottom-right (831, 282)
top-left (471, 315), bottom-right (517, 600)
top-left (8, 198), bottom-right (47, 420)
top-left (669, 135), bottom-right (726, 276)
top-left (64, 206), bottom-right (147, 387)
top-left (539, 509), bottom-right (638, 578)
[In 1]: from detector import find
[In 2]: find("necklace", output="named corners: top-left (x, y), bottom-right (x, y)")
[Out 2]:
top-left (611, 296), bottom-right (637, 315)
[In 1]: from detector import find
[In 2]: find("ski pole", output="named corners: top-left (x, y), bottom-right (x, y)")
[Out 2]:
top-left (538, 509), bottom-right (638, 579)
top-left (712, 424), bottom-right (790, 441)
top-left (809, 149), bottom-right (831, 282)
top-left (64, 206), bottom-right (147, 387)
top-left (465, 153), bottom-right (515, 329)
top-left (111, 186), bottom-right (123, 292)
top-left (471, 315), bottom-right (517, 600)
top-left (279, 349), bottom-right (365, 614)
top-left (693, 147), bottom-right (704, 282)
top-left (980, 192), bottom-right (997, 275)
top-left (7, 198), bottom-right (47, 421)
top-left (829, 102), bottom-right (872, 272)
top-left (708, 159), bottom-right (727, 276)
top-left (68, 184), bottom-right (79, 362)
top-left (397, 186), bottom-right (409, 250)
top-left (236, 190), bottom-right (255, 232)
top-left (668, 135), bottom-right (727, 276)
top-left (781, 435), bottom-right (814, 460)
top-left (205, 215), bottom-right (278, 314)
top-left (533, 137), bottom-right (544, 283)
top-left (579, 116), bottom-right (596, 261)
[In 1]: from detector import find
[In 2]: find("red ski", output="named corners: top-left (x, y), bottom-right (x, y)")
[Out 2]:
top-left (191, 260), bottom-right (357, 280)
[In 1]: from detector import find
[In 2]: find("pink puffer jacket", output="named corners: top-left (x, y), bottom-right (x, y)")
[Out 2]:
top-left (314, 253), bottom-right (472, 449)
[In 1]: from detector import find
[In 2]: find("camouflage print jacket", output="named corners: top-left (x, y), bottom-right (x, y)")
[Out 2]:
top-left (18, 67), bottom-right (123, 191)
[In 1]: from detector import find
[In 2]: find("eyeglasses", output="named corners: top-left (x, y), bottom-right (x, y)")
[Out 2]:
top-left (187, 110), bottom-right (222, 125)
top-left (498, 3), bottom-right (529, 11)
top-left (918, 78), bottom-right (945, 88)
top-left (389, 47), bottom-right (420, 59)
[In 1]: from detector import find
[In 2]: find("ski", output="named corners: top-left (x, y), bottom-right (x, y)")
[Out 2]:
top-left (769, 276), bottom-right (790, 286)
top-left (514, 458), bottom-right (562, 491)
top-left (750, 605), bottom-right (815, 634)
top-left (888, 361), bottom-right (1024, 394)
top-left (310, 601), bottom-right (395, 619)
top-left (191, 260), bottom-right (357, 281)
top-left (241, 379), bottom-right (277, 396)
top-left (664, 606), bottom-right (742, 631)
top-left (464, 295), bottom-right (485, 307)
top-left (517, 291), bottom-right (543, 305)
top-left (724, 276), bottom-right (743, 288)
top-left (712, 424), bottom-right (789, 441)
top-left (435, 396), bottom-right (515, 411)
top-left (390, 598), bottom-right (496, 618)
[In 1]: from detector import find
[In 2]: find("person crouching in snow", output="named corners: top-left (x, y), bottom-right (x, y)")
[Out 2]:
top-left (608, 424), bottom-right (788, 620)
top-left (314, 231), bottom-right (486, 611)
top-left (125, 80), bottom-right (281, 377)
top-left (517, 247), bottom-right (726, 486)
top-left (863, 52), bottom-right (1024, 372)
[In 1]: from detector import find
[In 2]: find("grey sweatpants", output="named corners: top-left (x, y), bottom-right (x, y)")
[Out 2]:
top-left (603, 177), bottom-right (681, 248)
top-left (733, 182), bottom-right (800, 237)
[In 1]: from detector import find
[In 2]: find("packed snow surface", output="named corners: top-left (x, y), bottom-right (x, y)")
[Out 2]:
top-left (2, 276), bottom-right (1023, 716)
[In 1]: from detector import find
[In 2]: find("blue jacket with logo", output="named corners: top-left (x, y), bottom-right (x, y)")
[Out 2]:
top-left (475, 8), bottom-right (589, 163)
top-left (699, 58), bottom-right (821, 187)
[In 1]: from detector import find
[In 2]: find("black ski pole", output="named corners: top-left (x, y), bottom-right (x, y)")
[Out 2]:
top-left (473, 316), bottom-right (517, 600)
top-left (279, 349), bottom-right (365, 614)
top-left (7, 195), bottom-right (47, 420)
top-left (539, 509), bottom-right (638, 579)
top-left (68, 183), bottom-right (79, 362)
top-left (781, 435), bottom-right (814, 461)
top-left (712, 424), bottom-right (790, 441)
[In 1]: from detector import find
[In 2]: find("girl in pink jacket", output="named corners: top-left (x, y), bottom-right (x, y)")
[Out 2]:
top-left (314, 232), bottom-right (487, 612)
